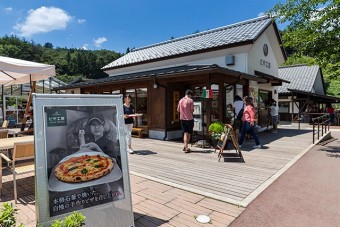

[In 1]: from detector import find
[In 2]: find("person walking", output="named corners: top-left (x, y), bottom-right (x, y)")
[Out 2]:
top-left (269, 100), bottom-right (279, 133)
top-left (326, 103), bottom-right (335, 125)
top-left (123, 94), bottom-right (135, 154)
top-left (238, 96), bottom-right (261, 149)
top-left (233, 95), bottom-right (244, 138)
top-left (177, 89), bottom-right (194, 153)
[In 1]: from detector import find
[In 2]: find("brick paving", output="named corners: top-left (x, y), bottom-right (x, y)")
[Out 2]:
top-left (0, 172), bottom-right (244, 226)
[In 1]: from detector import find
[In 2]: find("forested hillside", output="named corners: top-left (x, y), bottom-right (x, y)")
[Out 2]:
top-left (0, 35), bottom-right (122, 83)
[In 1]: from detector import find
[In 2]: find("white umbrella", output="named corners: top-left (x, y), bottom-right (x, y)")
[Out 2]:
top-left (0, 56), bottom-right (56, 85)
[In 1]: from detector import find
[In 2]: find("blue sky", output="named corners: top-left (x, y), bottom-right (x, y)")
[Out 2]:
top-left (0, 0), bottom-right (285, 53)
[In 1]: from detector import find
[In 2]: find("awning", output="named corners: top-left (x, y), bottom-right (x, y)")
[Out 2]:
top-left (288, 89), bottom-right (340, 103)
top-left (54, 64), bottom-right (266, 90)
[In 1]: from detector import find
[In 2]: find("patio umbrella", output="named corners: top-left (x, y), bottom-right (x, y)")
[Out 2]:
top-left (0, 56), bottom-right (56, 130)
top-left (0, 56), bottom-right (55, 85)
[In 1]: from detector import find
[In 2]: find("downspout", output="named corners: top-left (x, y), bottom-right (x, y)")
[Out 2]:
top-left (1, 85), bottom-right (4, 121)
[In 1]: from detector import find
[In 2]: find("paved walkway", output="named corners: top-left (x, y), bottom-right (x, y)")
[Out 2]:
top-left (230, 130), bottom-right (340, 227)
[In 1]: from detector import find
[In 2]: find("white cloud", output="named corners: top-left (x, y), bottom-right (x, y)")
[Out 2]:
top-left (93, 37), bottom-right (107, 48)
top-left (78, 19), bottom-right (86, 24)
top-left (4, 7), bottom-right (13, 12)
top-left (258, 12), bottom-right (265, 17)
top-left (14, 6), bottom-right (72, 36)
top-left (80, 44), bottom-right (89, 50)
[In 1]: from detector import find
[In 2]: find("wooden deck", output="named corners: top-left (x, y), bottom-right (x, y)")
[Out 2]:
top-left (129, 128), bottom-right (315, 207)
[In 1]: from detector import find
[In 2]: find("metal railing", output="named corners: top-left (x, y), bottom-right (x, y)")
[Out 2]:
top-left (312, 114), bottom-right (330, 144)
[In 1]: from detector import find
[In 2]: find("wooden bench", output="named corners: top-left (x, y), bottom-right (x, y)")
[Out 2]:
top-left (132, 127), bottom-right (148, 138)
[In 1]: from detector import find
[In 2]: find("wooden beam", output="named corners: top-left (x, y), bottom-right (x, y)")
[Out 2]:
top-left (21, 81), bottom-right (36, 131)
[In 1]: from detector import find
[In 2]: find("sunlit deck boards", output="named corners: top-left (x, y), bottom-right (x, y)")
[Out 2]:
top-left (129, 128), bottom-right (314, 206)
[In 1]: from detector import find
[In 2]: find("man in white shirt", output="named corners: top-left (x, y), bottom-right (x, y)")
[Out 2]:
top-left (269, 101), bottom-right (279, 133)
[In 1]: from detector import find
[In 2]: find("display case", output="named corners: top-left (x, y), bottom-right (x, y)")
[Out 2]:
top-left (4, 95), bottom-right (29, 127)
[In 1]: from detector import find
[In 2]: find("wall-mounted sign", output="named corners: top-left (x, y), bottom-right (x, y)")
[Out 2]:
top-left (263, 44), bottom-right (268, 56)
top-left (46, 109), bottom-right (67, 127)
top-left (260, 59), bottom-right (271, 68)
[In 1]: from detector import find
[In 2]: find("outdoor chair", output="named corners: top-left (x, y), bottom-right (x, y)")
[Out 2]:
top-left (0, 130), bottom-right (8, 139)
top-left (0, 141), bottom-right (35, 203)
top-left (0, 120), bottom-right (9, 129)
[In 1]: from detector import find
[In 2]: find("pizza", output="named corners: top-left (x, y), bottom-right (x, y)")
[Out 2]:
top-left (54, 154), bottom-right (114, 183)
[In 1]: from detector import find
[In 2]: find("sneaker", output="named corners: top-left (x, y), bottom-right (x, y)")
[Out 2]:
top-left (271, 130), bottom-right (278, 134)
top-left (252, 144), bottom-right (262, 149)
top-left (128, 148), bottom-right (134, 154)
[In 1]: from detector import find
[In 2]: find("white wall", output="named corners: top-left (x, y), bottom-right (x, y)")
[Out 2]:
top-left (313, 70), bottom-right (325, 95)
top-left (248, 28), bottom-right (281, 77)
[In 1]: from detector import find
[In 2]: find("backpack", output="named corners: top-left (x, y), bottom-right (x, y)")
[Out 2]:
top-left (236, 106), bottom-right (244, 120)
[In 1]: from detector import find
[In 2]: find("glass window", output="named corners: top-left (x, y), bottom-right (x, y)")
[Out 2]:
top-left (236, 84), bottom-right (243, 98)
top-left (279, 102), bottom-right (289, 113)
top-left (126, 88), bottom-right (148, 127)
top-left (136, 88), bottom-right (147, 127)
top-left (211, 84), bottom-right (219, 122)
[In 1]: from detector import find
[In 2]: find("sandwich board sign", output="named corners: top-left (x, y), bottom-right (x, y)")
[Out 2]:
top-left (33, 94), bottom-right (134, 227)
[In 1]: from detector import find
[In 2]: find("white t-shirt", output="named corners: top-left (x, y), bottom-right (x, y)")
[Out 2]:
top-left (270, 105), bottom-right (278, 116)
top-left (233, 100), bottom-right (244, 115)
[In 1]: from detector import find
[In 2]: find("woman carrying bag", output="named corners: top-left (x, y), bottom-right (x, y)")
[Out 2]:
top-left (238, 96), bottom-right (261, 149)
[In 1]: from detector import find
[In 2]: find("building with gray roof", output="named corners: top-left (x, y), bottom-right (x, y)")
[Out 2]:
top-left (57, 16), bottom-right (288, 140)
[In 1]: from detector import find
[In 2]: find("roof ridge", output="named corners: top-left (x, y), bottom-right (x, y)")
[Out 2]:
top-left (279, 64), bottom-right (320, 69)
top-left (133, 15), bottom-right (271, 52)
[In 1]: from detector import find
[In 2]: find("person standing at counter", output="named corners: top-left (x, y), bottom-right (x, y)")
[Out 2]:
top-left (177, 89), bottom-right (194, 153)
top-left (123, 94), bottom-right (135, 154)
top-left (238, 96), bottom-right (261, 149)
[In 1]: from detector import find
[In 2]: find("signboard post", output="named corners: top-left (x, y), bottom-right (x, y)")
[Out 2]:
top-left (33, 94), bottom-right (134, 227)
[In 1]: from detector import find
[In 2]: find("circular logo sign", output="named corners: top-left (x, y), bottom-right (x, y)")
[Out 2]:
top-left (263, 44), bottom-right (268, 56)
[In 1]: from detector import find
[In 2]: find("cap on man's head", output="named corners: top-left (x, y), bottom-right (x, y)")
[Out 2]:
top-left (88, 113), bottom-right (105, 125)
top-left (185, 89), bottom-right (193, 96)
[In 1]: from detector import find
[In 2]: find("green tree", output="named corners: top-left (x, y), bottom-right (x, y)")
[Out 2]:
top-left (269, 0), bottom-right (340, 96)
top-left (269, 0), bottom-right (340, 63)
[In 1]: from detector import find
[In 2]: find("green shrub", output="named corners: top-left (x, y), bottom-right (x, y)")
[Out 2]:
top-left (0, 202), bottom-right (22, 227)
top-left (208, 121), bottom-right (225, 134)
top-left (52, 211), bottom-right (86, 227)
top-left (208, 121), bottom-right (225, 141)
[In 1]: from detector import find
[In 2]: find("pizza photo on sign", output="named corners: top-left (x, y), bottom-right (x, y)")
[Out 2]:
top-left (48, 151), bottom-right (123, 192)
top-left (54, 154), bottom-right (114, 183)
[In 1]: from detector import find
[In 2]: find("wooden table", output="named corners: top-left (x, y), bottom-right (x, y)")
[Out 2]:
top-left (0, 135), bottom-right (34, 196)
top-left (0, 135), bottom-right (34, 150)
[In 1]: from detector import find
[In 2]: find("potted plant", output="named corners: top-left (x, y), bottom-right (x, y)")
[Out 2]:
top-left (208, 121), bottom-right (225, 147)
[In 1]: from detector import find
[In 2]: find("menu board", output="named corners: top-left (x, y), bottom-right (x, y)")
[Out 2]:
top-left (33, 94), bottom-right (134, 227)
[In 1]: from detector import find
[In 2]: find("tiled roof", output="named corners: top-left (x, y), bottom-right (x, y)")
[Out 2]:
top-left (102, 16), bottom-right (273, 70)
top-left (278, 65), bottom-right (320, 94)
top-left (55, 64), bottom-right (264, 90)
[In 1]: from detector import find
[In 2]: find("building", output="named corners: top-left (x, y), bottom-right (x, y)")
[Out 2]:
top-left (278, 64), bottom-right (340, 122)
top-left (57, 16), bottom-right (288, 140)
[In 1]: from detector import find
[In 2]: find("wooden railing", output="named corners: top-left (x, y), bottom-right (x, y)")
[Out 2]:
top-left (311, 114), bottom-right (330, 144)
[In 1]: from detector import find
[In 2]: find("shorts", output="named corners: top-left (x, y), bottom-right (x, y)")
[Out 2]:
top-left (271, 115), bottom-right (278, 125)
top-left (181, 119), bottom-right (194, 133)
